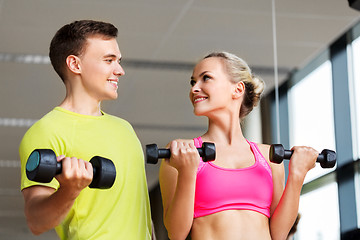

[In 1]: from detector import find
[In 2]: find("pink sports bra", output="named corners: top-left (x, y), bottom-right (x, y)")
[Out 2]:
top-left (193, 136), bottom-right (273, 218)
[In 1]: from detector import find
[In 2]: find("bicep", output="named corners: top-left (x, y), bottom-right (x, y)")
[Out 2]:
top-left (270, 162), bottom-right (285, 216)
top-left (159, 159), bottom-right (178, 217)
top-left (257, 143), bottom-right (285, 216)
top-left (159, 138), bottom-right (194, 216)
top-left (22, 185), bottom-right (56, 206)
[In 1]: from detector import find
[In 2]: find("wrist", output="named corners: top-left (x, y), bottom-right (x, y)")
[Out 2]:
top-left (287, 170), bottom-right (306, 186)
top-left (177, 169), bottom-right (197, 182)
top-left (56, 186), bottom-right (80, 201)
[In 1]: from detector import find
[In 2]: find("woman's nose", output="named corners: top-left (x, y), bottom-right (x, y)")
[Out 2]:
top-left (191, 82), bottom-right (201, 93)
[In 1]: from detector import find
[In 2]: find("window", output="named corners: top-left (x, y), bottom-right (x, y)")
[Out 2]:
top-left (295, 181), bottom-right (340, 240)
top-left (288, 61), bottom-right (336, 182)
top-left (351, 36), bottom-right (360, 159)
top-left (351, 34), bottom-right (360, 230)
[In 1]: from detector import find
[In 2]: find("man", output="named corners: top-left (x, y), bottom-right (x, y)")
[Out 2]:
top-left (19, 20), bottom-right (152, 239)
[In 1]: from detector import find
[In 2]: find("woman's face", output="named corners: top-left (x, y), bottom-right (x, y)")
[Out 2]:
top-left (189, 57), bottom-right (237, 116)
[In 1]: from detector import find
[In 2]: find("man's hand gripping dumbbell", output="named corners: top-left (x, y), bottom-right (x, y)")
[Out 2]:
top-left (26, 149), bottom-right (116, 189)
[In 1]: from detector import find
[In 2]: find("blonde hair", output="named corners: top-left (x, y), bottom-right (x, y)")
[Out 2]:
top-left (203, 51), bottom-right (265, 119)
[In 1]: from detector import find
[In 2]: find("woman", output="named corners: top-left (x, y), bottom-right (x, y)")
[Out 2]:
top-left (159, 52), bottom-right (318, 240)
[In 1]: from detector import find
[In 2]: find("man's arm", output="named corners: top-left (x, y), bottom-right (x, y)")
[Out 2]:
top-left (22, 156), bottom-right (93, 235)
top-left (22, 185), bottom-right (76, 235)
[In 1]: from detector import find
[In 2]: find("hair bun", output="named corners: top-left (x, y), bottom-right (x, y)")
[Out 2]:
top-left (251, 75), bottom-right (265, 94)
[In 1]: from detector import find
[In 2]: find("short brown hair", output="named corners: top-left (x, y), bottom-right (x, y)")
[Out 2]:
top-left (49, 20), bottom-right (118, 81)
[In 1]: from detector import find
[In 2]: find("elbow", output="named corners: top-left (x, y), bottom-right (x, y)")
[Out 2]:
top-left (270, 227), bottom-right (289, 240)
top-left (27, 221), bottom-right (45, 236)
top-left (165, 224), bottom-right (190, 240)
top-left (166, 226), bottom-right (191, 240)
top-left (270, 235), bottom-right (288, 240)
top-left (168, 232), bottom-right (189, 240)
top-left (24, 210), bottom-right (49, 235)
top-left (26, 218), bottom-right (57, 236)
top-left (163, 212), bottom-right (192, 240)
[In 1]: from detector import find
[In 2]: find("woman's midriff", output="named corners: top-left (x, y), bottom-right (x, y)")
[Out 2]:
top-left (191, 210), bottom-right (272, 240)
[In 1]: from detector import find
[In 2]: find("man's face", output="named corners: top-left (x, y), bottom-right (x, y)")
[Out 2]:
top-left (78, 36), bottom-right (124, 101)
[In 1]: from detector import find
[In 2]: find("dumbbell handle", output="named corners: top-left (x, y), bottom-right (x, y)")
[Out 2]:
top-left (157, 148), bottom-right (207, 159)
top-left (269, 144), bottom-right (336, 168)
top-left (146, 142), bottom-right (216, 164)
top-left (55, 162), bottom-right (97, 177)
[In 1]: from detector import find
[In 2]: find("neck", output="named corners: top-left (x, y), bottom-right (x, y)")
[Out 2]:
top-left (59, 81), bottom-right (103, 116)
top-left (203, 110), bottom-right (245, 145)
top-left (59, 98), bottom-right (102, 116)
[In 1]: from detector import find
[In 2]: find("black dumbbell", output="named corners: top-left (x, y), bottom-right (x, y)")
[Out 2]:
top-left (269, 144), bottom-right (336, 168)
top-left (146, 142), bottom-right (216, 164)
top-left (26, 149), bottom-right (116, 189)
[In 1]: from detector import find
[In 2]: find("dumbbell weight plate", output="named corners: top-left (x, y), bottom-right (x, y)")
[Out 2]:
top-left (89, 156), bottom-right (116, 189)
top-left (26, 150), bottom-right (40, 172)
top-left (26, 149), bottom-right (58, 183)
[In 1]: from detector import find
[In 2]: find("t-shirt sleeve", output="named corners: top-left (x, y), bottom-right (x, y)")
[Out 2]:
top-left (19, 122), bottom-right (60, 191)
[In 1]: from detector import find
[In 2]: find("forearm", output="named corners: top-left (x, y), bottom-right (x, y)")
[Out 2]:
top-left (24, 187), bottom-right (78, 235)
top-left (269, 174), bottom-right (304, 240)
top-left (164, 171), bottom-right (196, 240)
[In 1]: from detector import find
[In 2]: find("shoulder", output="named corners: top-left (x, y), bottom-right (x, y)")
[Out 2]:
top-left (101, 114), bottom-right (138, 137)
top-left (256, 143), bottom-right (284, 175)
top-left (104, 113), bottom-right (133, 128)
top-left (165, 138), bottom-right (194, 148)
top-left (173, 139), bottom-right (195, 144)
top-left (256, 143), bottom-right (270, 161)
top-left (26, 108), bottom-right (75, 133)
top-left (21, 110), bottom-right (58, 141)
top-left (19, 108), bottom-right (75, 157)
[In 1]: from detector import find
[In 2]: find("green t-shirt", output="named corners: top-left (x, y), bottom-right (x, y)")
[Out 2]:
top-left (19, 107), bottom-right (152, 239)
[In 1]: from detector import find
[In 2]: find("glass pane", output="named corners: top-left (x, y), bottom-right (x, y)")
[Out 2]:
top-left (351, 35), bottom-right (360, 230)
top-left (288, 61), bottom-right (336, 182)
top-left (294, 182), bottom-right (340, 240)
top-left (351, 36), bottom-right (360, 159)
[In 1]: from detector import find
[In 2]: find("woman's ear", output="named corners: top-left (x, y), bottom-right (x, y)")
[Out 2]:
top-left (233, 81), bottom-right (245, 99)
top-left (66, 55), bottom-right (81, 74)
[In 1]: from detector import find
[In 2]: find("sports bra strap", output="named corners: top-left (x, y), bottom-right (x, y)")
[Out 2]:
top-left (246, 140), bottom-right (272, 176)
top-left (193, 136), bottom-right (206, 173)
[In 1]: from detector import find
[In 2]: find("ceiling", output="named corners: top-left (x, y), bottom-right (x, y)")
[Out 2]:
top-left (0, 0), bottom-right (359, 239)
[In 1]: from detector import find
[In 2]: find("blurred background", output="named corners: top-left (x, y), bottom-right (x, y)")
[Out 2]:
top-left (1, 0), bottom-right (360, 239)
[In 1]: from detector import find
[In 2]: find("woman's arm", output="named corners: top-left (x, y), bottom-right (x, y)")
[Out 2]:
top-left (267, 146), bottom-right (318, 240)
top-left (159, 140), bottom-right (199, 240)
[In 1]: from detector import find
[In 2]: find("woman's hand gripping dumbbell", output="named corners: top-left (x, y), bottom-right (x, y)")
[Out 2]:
top-left (269, 144), bottom-right (336, 168)
top-left (146, 142), bottom-right (216, 164)
top-left (26, 149), bottom-right (116, 189)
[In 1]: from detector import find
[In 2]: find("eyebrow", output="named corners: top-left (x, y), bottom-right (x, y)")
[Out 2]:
top-left (191, 71), bottom-right (209, 80)
top-left (104, 54), bottom-right (121, 60)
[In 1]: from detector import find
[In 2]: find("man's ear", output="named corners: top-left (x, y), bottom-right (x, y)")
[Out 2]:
top-left (66, 55), bottom-right (81, 74)
top-left (233, 81), bottom-right (245, 99)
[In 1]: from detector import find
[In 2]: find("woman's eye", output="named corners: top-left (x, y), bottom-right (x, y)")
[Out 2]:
top-left (190, 80), bottom-right (196, 86)
top-left (203, 75), bottom-right (210, 81)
